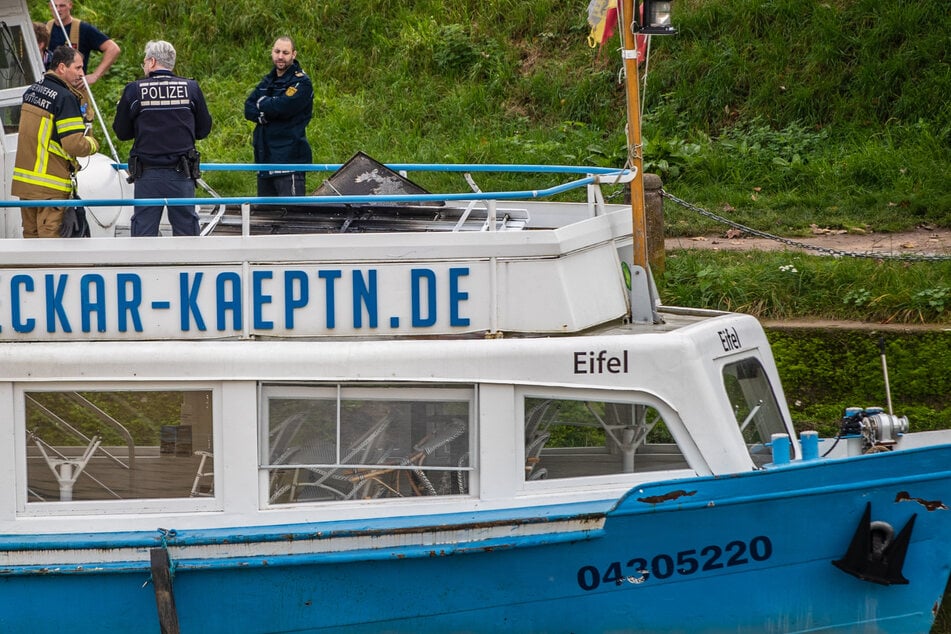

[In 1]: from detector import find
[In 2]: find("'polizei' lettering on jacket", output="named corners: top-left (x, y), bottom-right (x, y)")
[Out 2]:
top-left (139, 79), bottom-right (190, 107)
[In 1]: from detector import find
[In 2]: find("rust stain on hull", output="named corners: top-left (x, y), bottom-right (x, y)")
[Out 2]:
top-left (636, 489), bottom-right (697, 505)
top-left (895, 491), bottom-right (947, 511)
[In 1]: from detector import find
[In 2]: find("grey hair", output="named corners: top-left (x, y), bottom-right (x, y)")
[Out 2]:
top-left (144, 40), bottom-right (176, 71)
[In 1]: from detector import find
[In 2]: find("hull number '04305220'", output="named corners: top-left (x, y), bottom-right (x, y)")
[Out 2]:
top-left (576, 535), bottom-right (773, 591)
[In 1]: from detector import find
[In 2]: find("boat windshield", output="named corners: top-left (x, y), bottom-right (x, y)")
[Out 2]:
top-left (722, 357), bottom-right (790, 466)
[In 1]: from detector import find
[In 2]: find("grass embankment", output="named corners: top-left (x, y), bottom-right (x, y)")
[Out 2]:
top-left (32, 0), bottom-right (949, 233)
top-left (645, 0), bottom-right (950, 236)
top-left (31, 4), bottom-right (945, 335)
top-left (659, 250), bottom-right (950, 324)
top-left (33, 0), bottom-right (946, 324)
top-left (35, 0), bottom-right (945, 394)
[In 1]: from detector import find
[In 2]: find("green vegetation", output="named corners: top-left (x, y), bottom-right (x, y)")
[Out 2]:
top-left (646, 0), bottom-right (950, 235)
top-left (31, 0), bottom-right (948, 234)
top-left (31, 0), bottom-right (946, 425)
top-left (767, 329), bottom-right (951, 437)
top-left (660, 250), bottom-right (950, 324)
top-left (31, 0), bottom-right (944, 391)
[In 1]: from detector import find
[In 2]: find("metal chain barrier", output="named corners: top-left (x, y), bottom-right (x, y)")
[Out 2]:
top-left (660, 190), bottom-right (951, 262)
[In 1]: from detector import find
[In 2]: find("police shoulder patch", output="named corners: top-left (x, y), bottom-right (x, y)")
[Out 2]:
top-left (285, 86), bottom-right (298, 97)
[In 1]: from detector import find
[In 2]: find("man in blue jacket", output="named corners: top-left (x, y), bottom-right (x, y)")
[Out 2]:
top-left (244, 36), bottom-right (314, 197)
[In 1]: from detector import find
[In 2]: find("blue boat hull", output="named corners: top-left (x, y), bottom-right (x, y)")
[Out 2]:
top-left (2, 445), bottom-right (950, 633)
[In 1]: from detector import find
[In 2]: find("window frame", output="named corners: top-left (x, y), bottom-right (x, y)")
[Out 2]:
top-left (515, 386), bottom-right (696, 492)
top-left (14, 381), bottom-right (222, 516)
top-left (260, 383), bottom-right (476, 506)
top-left (720, 356), bottom-right (791, 465)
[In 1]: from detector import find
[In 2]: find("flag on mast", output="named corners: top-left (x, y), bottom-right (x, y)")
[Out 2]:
top-left (586, 0), bottom-right (646, 63)
top-left (586, 0), bottom-right (618, 50)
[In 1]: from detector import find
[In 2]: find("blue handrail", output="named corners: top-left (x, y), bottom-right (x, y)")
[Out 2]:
top-left (0, 163), bottom-right (633, 208)
top-left (174, 162), bottom-right (633, 175)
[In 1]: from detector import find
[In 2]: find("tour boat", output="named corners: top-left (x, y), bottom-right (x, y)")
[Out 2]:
top-left (1, 0), bottom-right (950, 632)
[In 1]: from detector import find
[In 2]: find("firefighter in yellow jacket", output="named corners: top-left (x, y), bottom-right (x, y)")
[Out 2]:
top-left (12, 45), bottom-right (99, 238)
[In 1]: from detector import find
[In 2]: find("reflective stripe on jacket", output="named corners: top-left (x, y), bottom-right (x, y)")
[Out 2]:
top-left (12, 72), bottom-right (97, 198)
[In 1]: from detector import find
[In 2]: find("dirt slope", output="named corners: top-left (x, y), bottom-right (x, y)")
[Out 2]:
top-left (665, 226), bottom-right (951, 257)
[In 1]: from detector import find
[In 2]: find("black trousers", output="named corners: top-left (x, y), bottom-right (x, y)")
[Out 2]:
top-left (257, 171), bottom-right (306, 197)
top-left (131, 167), bottom-right (199, 237)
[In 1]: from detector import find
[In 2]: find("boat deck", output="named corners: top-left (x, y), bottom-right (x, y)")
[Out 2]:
top-left (193, 203), bottom-right (531, 236)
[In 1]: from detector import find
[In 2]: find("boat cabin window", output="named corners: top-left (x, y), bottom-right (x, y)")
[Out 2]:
top-left (523, 396), bottom-right (687, 481)
top-left (0, 21), bottom-right (39, 135)
top-left (263, 385), bottom-right (472, 504)
top-left (24, 389), bottom-right (214, 503)
top-left (722, 357), bottom-right (790, 465)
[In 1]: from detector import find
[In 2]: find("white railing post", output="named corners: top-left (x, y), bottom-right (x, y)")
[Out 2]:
top-left (242, 203), bottom-right (251, 236)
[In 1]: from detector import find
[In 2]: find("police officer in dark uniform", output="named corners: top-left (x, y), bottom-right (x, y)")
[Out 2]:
top-left (112, 40), bottom-right (212, 236)
top-left (244, 36), bottom-right (313, 197)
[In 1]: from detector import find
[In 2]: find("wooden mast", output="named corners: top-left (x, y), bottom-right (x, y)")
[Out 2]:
top-left (620, 0), bottom-right (647, 271)
top-left (619, 0), bottom-right (658, 323)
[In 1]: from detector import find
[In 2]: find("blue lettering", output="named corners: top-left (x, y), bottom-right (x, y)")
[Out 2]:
top-left (449, 267), bottom-right (470, 327)
top-left (80, 274), bottom-right (107, 333)
top-left (352, 270), bottom-right (378, 329)
top-left (318, 269), bottom-right (341, 329)
top-left (216, 272), bottom-right (242, 331)
top-left (116, 274), bottom-right (143, 332)
top-left (180, 272), bottom-right (206, 331)
top-left (253, 271), bottom-right (274, 330)
top-left (45, 274), bottom-right (71, 333)
top-left (11, 275), bottom-right (35, 332)
top-left (284, 270), bottom-right (309, 329)
top-left (411, 269), bottom-right (437, 327)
